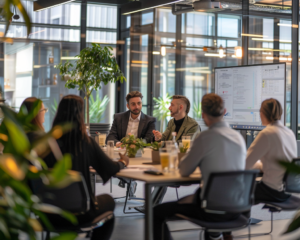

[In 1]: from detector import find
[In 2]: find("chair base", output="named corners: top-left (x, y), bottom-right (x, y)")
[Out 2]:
top-left (123, 180), bottom-right (145, 214)
top-left (170, 214), bottom-right (252, 240)
top-left (235, 211), bottom-right (273, 238)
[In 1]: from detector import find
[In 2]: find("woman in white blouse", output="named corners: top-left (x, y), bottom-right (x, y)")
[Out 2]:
top-left (246, 98), bottom-right (297, 202)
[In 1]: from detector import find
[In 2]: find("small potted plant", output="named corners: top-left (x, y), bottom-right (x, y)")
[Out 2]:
top-left (120, 134), bottom-right (145, 158)
top-left (148, 141), bottom-right (162, 163)
top-left (178, 142), bottom-right (189, 162)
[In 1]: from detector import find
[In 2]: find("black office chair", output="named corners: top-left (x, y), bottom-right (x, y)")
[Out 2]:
top-left (30, 171), bottom-right (114, 240)
top-left (243, 158), bottom-right (300, 237)
top-left (170, 170), bottom-right (259, 240)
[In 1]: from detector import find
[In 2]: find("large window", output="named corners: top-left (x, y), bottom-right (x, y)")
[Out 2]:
top-left (3, 3), bottom-right (118, 131)
top-left (126, 5), bottom-right (295, 134)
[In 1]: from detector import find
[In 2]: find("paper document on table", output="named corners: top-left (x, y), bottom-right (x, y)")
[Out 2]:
top-left (120, 165), bottom-right (157, 172)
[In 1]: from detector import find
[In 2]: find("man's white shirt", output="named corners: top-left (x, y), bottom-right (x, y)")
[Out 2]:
top-left (126, 112), bottom-right (141, 137)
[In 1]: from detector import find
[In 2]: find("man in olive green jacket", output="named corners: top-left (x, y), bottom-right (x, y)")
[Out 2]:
top-left (153, 95), bottom-right (200, 142)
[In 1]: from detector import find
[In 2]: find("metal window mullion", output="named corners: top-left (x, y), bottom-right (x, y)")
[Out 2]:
top-left (242, 0), bottom-right (249, 66)
top-left (291, 0), bottom-right (299, 136)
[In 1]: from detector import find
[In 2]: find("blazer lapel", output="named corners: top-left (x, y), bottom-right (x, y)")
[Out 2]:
top-left (121, 111), bottom-right (130, 138)
top-left (176, 116), bottom-right (188, 141)
top-left (138, 112), bottom-right (146, 138)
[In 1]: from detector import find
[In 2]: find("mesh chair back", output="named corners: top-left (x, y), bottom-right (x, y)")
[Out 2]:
top-left (30, 172), bottom-right (90, 214)
top-left (284, 158), bottom-right (300, 193)
top-left (202, 170), bottom-right (258, 213)
top-left (90, 123), bottom-right (111, 137)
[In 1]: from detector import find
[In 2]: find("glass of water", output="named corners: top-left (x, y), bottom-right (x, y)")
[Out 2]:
top-left (107, 140), bottom-right (114, 159)
top-left (165, 141), bottom-right (174, 151)
top-left (168, 145), bottom-right (178, 172)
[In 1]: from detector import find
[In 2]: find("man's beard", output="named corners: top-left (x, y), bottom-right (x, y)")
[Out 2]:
top-left (130, 109), bottom-right (141, 115)
top-left (170, 109), bottom-right (179, 117)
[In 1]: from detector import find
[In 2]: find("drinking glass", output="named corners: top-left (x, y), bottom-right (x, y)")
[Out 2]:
top-left (168, 145), bottom-right (178, 172)
top-left (159, 148), bottom-right (169, 172)
top-left (165, 141), bottom-right (174, 151)
top-left (99, 134), bottom-right (106, 147)
top-left (178, 140), bottom-right (183, 149)
top-left (182, 136), bottom-right (191, 149)
top-left (107, 140), bottom-right (114, 159)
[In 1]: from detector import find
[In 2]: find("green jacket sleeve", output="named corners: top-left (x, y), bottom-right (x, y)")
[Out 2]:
top-left (161, 121), bottom-right (172, 141)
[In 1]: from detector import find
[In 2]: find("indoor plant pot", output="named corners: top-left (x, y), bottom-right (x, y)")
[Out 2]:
top-left (152, 150), bottom-right (160, 164)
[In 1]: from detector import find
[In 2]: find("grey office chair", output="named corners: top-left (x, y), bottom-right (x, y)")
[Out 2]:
top-left (30, 171), bottom-right (114, 240)
top-left (244, 158), bottom-right (300, 237)
top-left (171, 170), bottom-right (259, 240)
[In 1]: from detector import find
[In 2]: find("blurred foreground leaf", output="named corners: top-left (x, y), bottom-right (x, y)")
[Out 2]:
top-left (50, 232), bottom-right (77, 240)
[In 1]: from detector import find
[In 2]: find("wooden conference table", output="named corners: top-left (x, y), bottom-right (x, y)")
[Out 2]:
top-left (115, 149), bottom-right (201, 240)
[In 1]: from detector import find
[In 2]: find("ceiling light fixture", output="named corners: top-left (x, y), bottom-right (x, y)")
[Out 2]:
top-left (277, 23), bottom-right (298, 28)
top-left (234, 46), bottom-right (242, 58)
top-left (241, 33), bottom-right (267, 37)
top-left (205, 53), bottom-right (226, 57)
top-left (219, 45), bottom-right (224, 58)
top-left (161, 47), bottom-right (166, 57)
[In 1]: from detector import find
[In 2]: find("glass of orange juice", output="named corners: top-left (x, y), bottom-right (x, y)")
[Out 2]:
top-left (182, 136), bottom-right (191, 149)
top-left (99, 134), bottom-right (106, 146)
top-left (159, 148), bottom-right (169, 172)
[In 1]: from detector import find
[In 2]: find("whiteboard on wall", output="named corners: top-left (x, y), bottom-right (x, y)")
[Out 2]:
top-left (215, 63), bottom-right (286, 127)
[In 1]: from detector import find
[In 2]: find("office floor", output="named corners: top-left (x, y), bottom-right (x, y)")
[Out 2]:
top-left (75, 179), bottom-right (300, 240)
top-left (26, 180), bottom-right (299, 240)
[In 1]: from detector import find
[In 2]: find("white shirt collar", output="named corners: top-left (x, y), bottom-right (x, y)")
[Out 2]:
top-left (129, 112), bottom-right (141, 121)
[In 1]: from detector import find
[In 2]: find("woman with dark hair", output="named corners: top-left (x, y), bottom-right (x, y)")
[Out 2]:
top-left (44, 94), bottom-right (129, 240)
top-left (20, 97), bottom-right (47, 142)
top-left (246, 98), bottom-right (297, 202)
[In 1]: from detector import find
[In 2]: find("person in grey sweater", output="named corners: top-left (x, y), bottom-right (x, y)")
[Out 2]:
top-left (153, 93), bottom-right (246, 240)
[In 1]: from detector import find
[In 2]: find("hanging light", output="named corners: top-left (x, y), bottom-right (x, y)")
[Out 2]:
top-left (234, 46), bottom-right (243, 58)
top-left (161, 46), bottom-right (166, 57)
top-left (219, 45), bottom-right (224, 58)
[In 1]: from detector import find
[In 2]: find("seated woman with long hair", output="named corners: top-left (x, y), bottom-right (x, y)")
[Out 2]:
top-left (20, 97), bottom-right (47, 141)
top-left (44, 95), bottom-right (128, 240)
top-left (246, 98), bottom-right (297, 203)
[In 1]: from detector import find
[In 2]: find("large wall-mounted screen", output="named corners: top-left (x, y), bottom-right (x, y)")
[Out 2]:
top-left (215, 63), bottom-right (286, 128)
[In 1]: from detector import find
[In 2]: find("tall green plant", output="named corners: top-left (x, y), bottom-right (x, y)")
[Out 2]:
top-left (56, 44), bottom-right (126, 130)
top-left (0, 102), bottom-right (77, 240)
top-left (89, 94), bottom-right (110, 123)
top-left (193, 102), bottom-right (202, 120)
top-left (153, 93), bottom-right (172, 132)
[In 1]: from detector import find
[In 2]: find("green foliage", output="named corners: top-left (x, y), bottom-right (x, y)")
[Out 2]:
top-left (120, 134), bottom-right (145, 158)
top-left (153, 93), bottom-right (172, 132)
top-left (0, 103), bottom-right (77, 240)
top-left (193, 102), bottom-right (202, 120)
top-left (3, 0), bottom-right (31, 36)
top-left (147, 141), bottom-right (162, 151)
top-left (56, 44), bottom-right (126, 98)
top-left (89, 94), bottom-right (110, 123)
top-left (179, 143), bottom-right (189, 153)
top-left (279, 160), bottom-right (300, 234)
top-left (56, 43), bottom-right (125, 127)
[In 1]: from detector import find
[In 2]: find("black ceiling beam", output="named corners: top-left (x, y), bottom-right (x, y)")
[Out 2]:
top-left (34, 0), bottom-right (78, 11)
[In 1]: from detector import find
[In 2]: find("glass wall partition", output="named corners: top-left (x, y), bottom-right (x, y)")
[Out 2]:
top-left (3, 3), bottom-right (118, 131)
